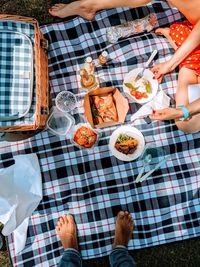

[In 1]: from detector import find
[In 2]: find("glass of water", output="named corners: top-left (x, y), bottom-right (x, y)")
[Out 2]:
top-left (55, 91), bottom-right (77, 113)
top-left (140, 144), bottom-right (166, 165)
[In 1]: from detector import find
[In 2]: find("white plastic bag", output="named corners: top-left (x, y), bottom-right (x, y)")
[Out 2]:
top-left (0, 153), bottom-right (42, 254)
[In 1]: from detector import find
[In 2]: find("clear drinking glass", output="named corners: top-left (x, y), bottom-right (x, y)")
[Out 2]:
top-left (55, 91), bottom-right (77, 113)
top-left (140, 144), bottom-right (166, 165)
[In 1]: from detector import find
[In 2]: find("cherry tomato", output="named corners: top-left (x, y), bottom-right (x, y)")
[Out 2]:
top-left (131, 90), bottom-right (136, 96)
top-left (135, 91), bottom-right (142, 99)
top-left (142, 92), bottom-right (148, 98)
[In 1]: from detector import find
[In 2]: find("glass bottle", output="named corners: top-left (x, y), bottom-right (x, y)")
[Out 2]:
top-left (84, 56), bottom-right (95, 74)
top-left (80, 68), bottom-right (98, 90)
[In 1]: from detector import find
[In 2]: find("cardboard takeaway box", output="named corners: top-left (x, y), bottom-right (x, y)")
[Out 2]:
top-left (84, 87), bottom-right (129, 128)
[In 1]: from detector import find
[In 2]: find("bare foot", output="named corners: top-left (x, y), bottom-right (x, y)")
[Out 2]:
top-left (56, 214), bottom-right (78, 250)
top-left (155, 27), bottom-right (178, 50)
top-left (49, 1), bottom-right (96, 20)
top-left (112, 211), bottom-right (134, 249)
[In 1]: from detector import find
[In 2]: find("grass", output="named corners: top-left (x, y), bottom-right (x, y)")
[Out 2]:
top-left (0, 0), bottom-right (200, 266)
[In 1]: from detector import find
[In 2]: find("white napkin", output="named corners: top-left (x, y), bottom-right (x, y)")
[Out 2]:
top-left (0, 153), bottom-right (42, 254)
top-left (130, 90), bottom-right (170, 121)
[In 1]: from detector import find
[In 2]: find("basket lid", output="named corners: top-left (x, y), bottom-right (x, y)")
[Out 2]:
top-left (0, 30), bottom-right (34, 121)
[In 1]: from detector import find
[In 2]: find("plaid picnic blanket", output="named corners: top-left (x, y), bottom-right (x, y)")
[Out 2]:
top-left (1, 1), bottom-right (200, 266)
top-left (0, 21), bottom-right (36, 127)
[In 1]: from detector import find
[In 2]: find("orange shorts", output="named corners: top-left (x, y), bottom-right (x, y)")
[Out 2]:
top-left (169, 21), bottom-right (200, 75)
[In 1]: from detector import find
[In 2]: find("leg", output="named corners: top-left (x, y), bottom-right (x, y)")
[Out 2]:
top-left (155, 28), bottom-right (178, 50)
top-left (109, 211), bottom-right (136, 267)
top-left (56, 214), bottom-right (82, 267)
top-left (175, 67), bottom-right (200, 133)
top-left (49, 1), bottom-right (97, 20)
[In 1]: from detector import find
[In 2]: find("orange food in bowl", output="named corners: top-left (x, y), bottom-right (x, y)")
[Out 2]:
top-left (73, 126), bottom-right (97, 148)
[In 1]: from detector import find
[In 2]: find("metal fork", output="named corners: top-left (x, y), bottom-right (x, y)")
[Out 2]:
top-left (135, 50), bottom-right (158, 81)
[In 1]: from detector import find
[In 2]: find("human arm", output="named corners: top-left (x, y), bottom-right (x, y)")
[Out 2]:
top-left (149, 98), bottom-right (200, 121)
top-left (152, 19), bottom-right (200, 80)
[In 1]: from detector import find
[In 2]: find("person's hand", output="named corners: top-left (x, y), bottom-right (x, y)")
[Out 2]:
top-left (151, 61), bottom-right (173, 83)
top-left (149, 108), bottom-right (183, 121)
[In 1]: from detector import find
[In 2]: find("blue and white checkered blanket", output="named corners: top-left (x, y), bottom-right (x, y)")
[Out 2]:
top-left (1, 1), bottom-right (200, 266)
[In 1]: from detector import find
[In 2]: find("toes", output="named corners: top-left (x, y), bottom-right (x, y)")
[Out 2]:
top-left (49, 9), bottom-right (56, 16)
top-left (129, 216), bottom-right (134, 225)
top-left (63, 214), bottom-right (68, 224)
top-left (51, 3), bottom-right (65, 8)
top-left (124, 211), bottom-right (129, 216)
top-left (155, 29), bottom-right (162, 35)
top-left (85, 12), bottom-right (96, 21)
top-left (55, 225), bottom-right (60, 233)
top-left (124, 211), bottom-right (130, 220)
top-left (67, 214), bottom-right (75, 224)
top-left (118, 211), bottom-right (125, 218)
top-left (155, 28), bottom-right (165, 34)
top-left (49, 6), bottom-right (59, 11)
top-left (50, 7), bottom-right (59, 11)
top-left (122, 211), bottom-right (134, 224)
top-left (59, 216), bottom-right (65, 224)
top-left (57, 221), bottom-right (62, 229)
top-left (54, 3), bottom-right (65, 7)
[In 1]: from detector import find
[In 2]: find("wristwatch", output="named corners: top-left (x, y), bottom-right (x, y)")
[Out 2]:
top-left (176, 105), bottom-right (190, 121)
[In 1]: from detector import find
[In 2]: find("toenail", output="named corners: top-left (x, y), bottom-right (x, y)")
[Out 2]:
top-left (118, 211), bottom-right (124, 217)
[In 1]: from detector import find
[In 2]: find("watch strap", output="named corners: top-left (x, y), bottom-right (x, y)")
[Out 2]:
top-left (178, 105), bottom-right (189, 121)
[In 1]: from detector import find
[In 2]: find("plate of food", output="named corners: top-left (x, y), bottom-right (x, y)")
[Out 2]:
top-left (71, 123), bottom-right (100, 149)
top-left (123, 68), bottom-right (158, 104)
top-left (109, 125), bottom-right (145, 161)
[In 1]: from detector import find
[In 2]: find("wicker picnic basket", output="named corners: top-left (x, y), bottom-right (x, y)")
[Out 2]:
top-left (0, 14), bottom-right (49, 132)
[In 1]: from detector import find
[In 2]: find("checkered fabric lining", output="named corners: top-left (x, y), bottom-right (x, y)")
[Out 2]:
top-left (1, 1), bottom-right (200, 266)
top-left (0, 21), bottom-right (36, 127)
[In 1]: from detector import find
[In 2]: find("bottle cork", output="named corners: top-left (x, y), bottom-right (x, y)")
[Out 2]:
top-left (98, 51), bottom-right (108, 65)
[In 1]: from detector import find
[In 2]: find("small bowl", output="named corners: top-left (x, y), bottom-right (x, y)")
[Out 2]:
top-left (55, 91), bottom-right (77, 113)
top-left (46, 108), bottom-right (75, 136)
top-left (71, 123), bottom-right (101, 150)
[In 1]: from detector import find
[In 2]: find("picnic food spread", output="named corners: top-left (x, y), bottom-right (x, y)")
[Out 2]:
top-left (115, 134), bottom-right (138, 154)
top-left (90, 93), bottom-right (118, 125)
top-left (52, 51), bottom-right (156, 155)
top-left (73, 126), bottom-right (97, 148)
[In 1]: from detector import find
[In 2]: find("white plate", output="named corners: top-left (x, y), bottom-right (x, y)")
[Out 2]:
top-left (123, 68), bottom-right (158, 104)
top-left (109, 125), bottom-right (145, 161)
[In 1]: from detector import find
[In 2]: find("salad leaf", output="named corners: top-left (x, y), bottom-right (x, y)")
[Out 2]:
top-left (124, 83), bottom-right (136, 91)
top-left (116, 134), bottom-right (133, 144)
top-left (145, 81), bottom-right (152, 93)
